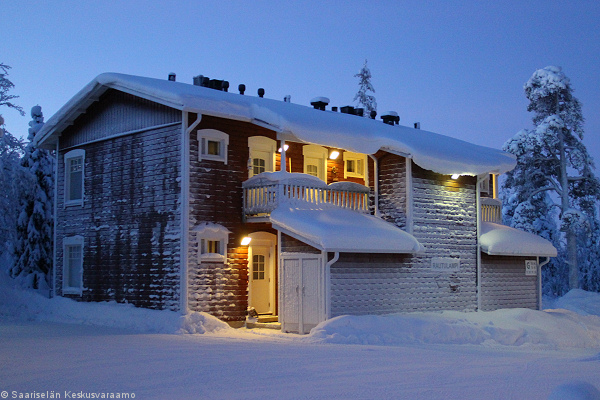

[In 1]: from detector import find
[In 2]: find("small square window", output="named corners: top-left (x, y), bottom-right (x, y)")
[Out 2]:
top-left (343, 152), bottom-right (366, 179)
top-left (198, 129), bottom-right (229, 164)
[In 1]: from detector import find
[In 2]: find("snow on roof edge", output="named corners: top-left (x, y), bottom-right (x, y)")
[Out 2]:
top-left (480, 222), bottom-right (557, 257)
top-left (36, 72), bottom-right (517, 176)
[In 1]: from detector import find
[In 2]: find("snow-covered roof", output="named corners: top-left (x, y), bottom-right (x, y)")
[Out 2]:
top-left (270, 204), bottom-right (425, 254)
top-left (36, 72), bottom-right (516, 176)
top-left (480, 222), bottom-right (557, 257)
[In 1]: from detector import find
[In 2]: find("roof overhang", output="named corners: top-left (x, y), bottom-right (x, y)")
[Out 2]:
top-left (480, 222), bottom-right (557, 257)
top-left (35, 72), bottom-right (516, 177)
top-left (270, 204), bottom-right (425, 254)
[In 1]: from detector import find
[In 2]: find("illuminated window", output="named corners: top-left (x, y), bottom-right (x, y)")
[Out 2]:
top-left (303, 145), bottom-right (327, 181)
top-left (248, 136), bottom-right (276, 177)
top-left (252, 254), bottom-right (266, 280)
top-left (194, 222), bottom-right (231, 263)
top-left (343, 151), bottom-right (367, 179)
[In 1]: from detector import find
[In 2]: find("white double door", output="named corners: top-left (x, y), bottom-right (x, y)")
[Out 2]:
top-left (280, 254), bottom-right (325, 334)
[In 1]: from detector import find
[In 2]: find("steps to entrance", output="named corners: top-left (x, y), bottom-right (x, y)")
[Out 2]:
top-left (245, 315), bottom-right (281, 330)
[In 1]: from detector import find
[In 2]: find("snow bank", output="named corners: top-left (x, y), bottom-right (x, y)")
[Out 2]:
top-left (310, 292), bottom-right (600, 350)
top-left (0, 271), bottom-right (230, 334)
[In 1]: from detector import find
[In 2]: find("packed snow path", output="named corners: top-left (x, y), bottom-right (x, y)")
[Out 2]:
top-left (1, 320), bottom-right (599, 400)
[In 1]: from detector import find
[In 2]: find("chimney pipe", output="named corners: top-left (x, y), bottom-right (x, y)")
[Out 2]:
top-left (414, 122), bottom-right (421, 129)
top-left (370, 110), bottom-right (377, 119)
top-left (258, 88), bottom-right (265, 98)
top-left (381, 111), bottom-right (400, 125)
top-left (310, 97), bottom-right (330, 111)
top-left (284, 95), bottom-right (291, 103)
top-left (168, 72), bottom-right (176, 82)
top-left (238, 84), bottom-right (246, 95)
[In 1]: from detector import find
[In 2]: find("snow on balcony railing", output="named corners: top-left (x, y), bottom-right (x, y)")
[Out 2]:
top-left (481, 197), bottom-right (502, 223)
top-left (243, 171), bottom-right (370, 217)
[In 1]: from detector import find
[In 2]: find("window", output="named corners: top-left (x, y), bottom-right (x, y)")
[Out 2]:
top-left (64, 149), bottom-right (85, 206)
top-left (252, 254), bottom-right (266, 280)
top-left (343, 151), bottom-right (367, 179)
top-left (248, 136), bottom-right (276, 177)
top-left (303, 145), bottom-right (328, 181)
top-left (63, 235), bottom-right (84, 294)
top-left (198, 129), bottom-right (229, 164)
top-left (193, 222), bottom-right (231, 263)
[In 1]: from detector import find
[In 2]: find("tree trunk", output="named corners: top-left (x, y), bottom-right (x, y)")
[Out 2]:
top-left (556, 93), bottom-right (579, 290)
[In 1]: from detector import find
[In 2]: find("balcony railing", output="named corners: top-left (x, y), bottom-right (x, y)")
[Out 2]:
top-left (243, 172), bottom-right (370, 219)
top-left (481, 197), bottom-right (502, 223)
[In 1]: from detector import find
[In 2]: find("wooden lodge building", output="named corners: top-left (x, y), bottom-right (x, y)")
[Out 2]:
top-left (35, 73), bottom-right (557, 333)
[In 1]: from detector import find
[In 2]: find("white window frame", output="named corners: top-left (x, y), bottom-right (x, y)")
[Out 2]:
top-left (63, 235), bottom-right (84, 295)
top-left (343, 151), bottom-right (367, 179)
top-left (248, 136), bottom-right (276, 177)
top-left (64, 149), bottom-right (85, 206)
top-left (303, 144), bottom-right (328, 181)
top-left (193, 222), bottom-right (231, 263)
top-left (197, 129), bottom-right (229, 164)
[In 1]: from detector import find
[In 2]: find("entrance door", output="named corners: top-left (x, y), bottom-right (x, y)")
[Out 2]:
top-left (249, 246), bottom-right (271, 314)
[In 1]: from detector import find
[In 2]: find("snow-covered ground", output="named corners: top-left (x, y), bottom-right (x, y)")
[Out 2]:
top-left (1, 270), bottom-right (600, 399)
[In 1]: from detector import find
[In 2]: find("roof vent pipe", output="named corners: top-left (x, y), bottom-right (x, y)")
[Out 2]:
top-left (340, 106), bottom-right (355, 115)
top-left (332, 107), bottom-right (338, 112)
top-left (222, 81), bottom-right (229, 92)
top-left (193, 75), bottom-right (204, 86)
top-left (370, 110), bottom-right (377, 119)
top-left (284, 95), bottom-right (291, 103)
top-left (238, 84), bottom-right (246, 95)
top-left (414, 122), bottom-right (421, 129)
top-left (168, 72), bottom-right (176, 82)
top-left (381, 111), bottom-right (400, 125)
top-left (258, 88), bottom-right (265, 98)
top-left (310, 97), bottom-right (330, 111)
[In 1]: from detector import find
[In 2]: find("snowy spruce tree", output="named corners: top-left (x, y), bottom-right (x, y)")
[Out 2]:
top-left (0, 62), bottom-right (25, 261)
top-left (353, 59), bottom-right (377, 116)
top-left (503, 66), bottom-right (600, 293)
top-left (12, 105), bottom-right (54, 289)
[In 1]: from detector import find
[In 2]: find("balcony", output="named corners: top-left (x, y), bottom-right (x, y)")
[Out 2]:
top-left (481, 197), bottom-right (502, 223)
top-left (243, 171), bottom-right (370, 221)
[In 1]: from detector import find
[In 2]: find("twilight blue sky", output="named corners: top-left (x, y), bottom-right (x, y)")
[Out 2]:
top-left (3, 1), bottom-right (600, 166)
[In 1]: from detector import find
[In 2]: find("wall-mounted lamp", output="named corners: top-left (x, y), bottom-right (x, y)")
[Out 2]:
top-left (329, 150), bottom-right (340, 160)
top-left (278, 144), bottom-right (289, 153)
top-left (241, 237), bottom-right (252, 246)
top-left (451, 174), bottom-right (460, 180)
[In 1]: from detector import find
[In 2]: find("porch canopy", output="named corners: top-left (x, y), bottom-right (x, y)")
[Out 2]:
top-left (270, 204), bottom-right (425, 254)
top-left (480, 222), bottom-right (557, 257)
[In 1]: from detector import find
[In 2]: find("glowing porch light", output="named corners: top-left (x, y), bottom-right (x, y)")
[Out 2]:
top-left (278, 144), bottom-right (289, 152)
top-left (451, 174), bottom-right (460, 180)
top-left (241, 237), bottom-right (252, 246)
top-left (329, 150), bottom-right (340, 160)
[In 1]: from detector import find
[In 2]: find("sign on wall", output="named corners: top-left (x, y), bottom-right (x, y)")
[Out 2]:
top-left (525, 260), bottom-right (538, 276)
top-left (431, 257), bottom-right (460, 272)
